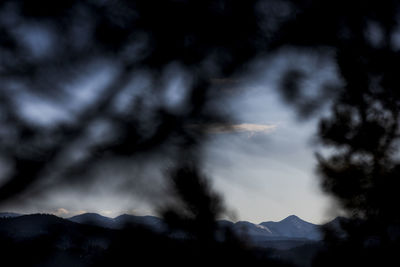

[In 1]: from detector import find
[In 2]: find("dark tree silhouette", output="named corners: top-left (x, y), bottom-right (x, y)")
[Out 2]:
top-left (269, 0), bottom-right (400, 266)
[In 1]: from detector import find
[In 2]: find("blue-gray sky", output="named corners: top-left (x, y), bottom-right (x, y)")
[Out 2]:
top-left (203, 85), bottom-right (333, 224)
top-left (201, 51), bottom-right (340, 224)
top-left (0, 53), bottom-right (341, 224)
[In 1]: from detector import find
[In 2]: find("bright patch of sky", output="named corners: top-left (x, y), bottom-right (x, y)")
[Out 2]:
top-left (203, 84), bottom-right (333, 224)
top-left (200, 50), bottom-right (340, 224)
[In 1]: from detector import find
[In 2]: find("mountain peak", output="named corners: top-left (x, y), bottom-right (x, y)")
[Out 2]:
top-left (282, 215), bottom-right (303, 222)
top-left (68, 213), bottom-right (115, 228)
top-left (259, 215), bottom-right (322, 240)
top-left (69, 213), bottom-right (99, 220)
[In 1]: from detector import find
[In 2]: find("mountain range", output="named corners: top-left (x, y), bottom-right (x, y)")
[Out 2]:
top-left (0, 212), bottom-right (343, 245)
top-left (68, 213), bottom-right (166, 232)
top-left (0, 212), bottom-right (346, 267)
top-left (231, 215), bottom-right (323, 243)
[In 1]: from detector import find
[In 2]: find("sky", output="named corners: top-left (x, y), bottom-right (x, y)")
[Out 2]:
top-left (201, 51), bottom-right (340, 224)
top-left (203, 85), bottom-right (333, 224)
top-left (0, 1), bottom-right (349, 225)
top-left (0, 50), bottom-right (341, 225)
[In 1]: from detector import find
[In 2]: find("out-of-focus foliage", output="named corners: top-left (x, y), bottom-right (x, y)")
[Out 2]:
top-left (2, 0), bottom-right (400, 266)
top-left (272, 0), bottom-right (400, 265)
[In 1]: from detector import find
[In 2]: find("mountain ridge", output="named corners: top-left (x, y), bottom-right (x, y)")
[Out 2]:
top-left (0, 212), bottom-right (341, 242)
top-left (259, 214), bottom-right (322, 240)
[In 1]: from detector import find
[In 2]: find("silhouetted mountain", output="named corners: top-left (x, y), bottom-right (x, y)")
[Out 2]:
top-left (0, 212), bottom-right (339, 244)
top-left (233, 220), bottom-right (275, 241)
top-left (0, 214), bottom-right (112, 241)
top-left (0, 213), bottom-right (346, 266)
top-left (0, 214), bottom-right (117, 266)
top-left (321, 216), bottom-right (348, 239)
top-left (0, 214), bottom-right (294, 267)
top-left (68, 213), bottom-right (116, 229)
top-left (66, 213), bottom-right (336, 243)
top-left (68, 213), bottom-right (166, 232)
top-left (113, 214), bottom-right (166, 232)
top-left (227, 215), bottom-right (324, 246)
top-left (0, 212), bottom-right (21, 218)
top-left (260, 215), bottom-right (322, 240)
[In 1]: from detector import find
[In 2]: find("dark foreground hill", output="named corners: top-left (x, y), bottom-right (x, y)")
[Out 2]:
top-left (0, 213), bottom-right (343, 267)
top-left (0, 214), bottom-right (297, 267)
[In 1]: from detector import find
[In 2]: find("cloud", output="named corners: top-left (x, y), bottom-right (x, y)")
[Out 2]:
top-left (54, 208), bottom-right (70, 217)
top-left (188, 123), bottom-right (277, 135)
